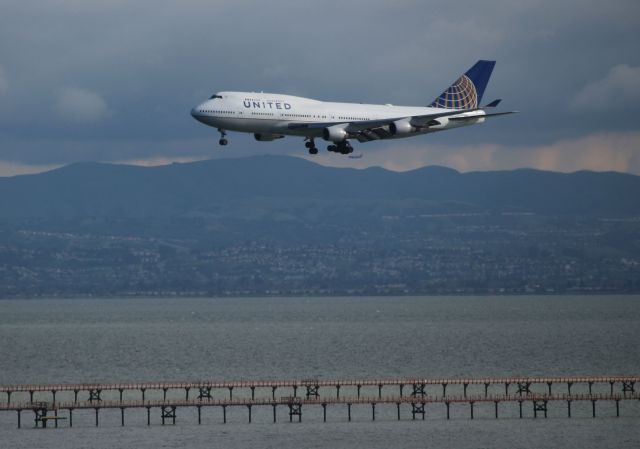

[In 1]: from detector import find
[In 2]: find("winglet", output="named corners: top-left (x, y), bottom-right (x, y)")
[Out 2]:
top-left (430, 60), bottom-right (496, 109)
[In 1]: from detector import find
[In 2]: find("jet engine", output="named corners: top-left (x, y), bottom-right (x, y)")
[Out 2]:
top-left (254, 133), bottom-right (285, 141)
top-left (389, 119), bottom-right (416, 135)
top-left (322, 125), bottom-right (348, 142)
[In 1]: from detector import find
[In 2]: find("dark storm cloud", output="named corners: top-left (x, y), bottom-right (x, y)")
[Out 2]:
top-left (0, 0), bottom-right (639, 171)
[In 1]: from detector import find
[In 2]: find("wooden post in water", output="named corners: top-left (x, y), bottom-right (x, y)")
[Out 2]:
top-left (519, 400), bottom-right (523, 418)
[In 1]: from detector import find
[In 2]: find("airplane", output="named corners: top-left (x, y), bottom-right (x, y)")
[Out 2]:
top-left (190, 60), bottom-right (515, 155)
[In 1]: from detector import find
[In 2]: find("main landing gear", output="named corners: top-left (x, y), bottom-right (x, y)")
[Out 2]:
top-left (218, 128), bottom-right (228, 146)
top-left (305, 138), bottom-right (319, 155)
top-left (327, 141), bottom-right (353, 155)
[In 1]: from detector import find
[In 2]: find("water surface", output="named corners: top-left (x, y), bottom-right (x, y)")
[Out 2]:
top-left (1, 296), bottom-right (639, 448)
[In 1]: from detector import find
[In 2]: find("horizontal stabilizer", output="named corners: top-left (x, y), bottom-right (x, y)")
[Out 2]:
top-left (484, 99), bottom-right (501, 108)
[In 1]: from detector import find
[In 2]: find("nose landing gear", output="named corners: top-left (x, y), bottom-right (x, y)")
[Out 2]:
top-left (218, 128), bottom-right (228, 146)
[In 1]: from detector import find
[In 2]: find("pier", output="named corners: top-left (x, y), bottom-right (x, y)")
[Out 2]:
top-left (1, 376), bottom-right (638, 428)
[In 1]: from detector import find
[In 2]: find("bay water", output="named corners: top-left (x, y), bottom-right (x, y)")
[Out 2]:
top-left (1, 296), bottom-right (639, 448)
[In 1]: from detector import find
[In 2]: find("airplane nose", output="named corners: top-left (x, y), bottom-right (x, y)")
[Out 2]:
top-left (190, 105), bottom-right (207, 124)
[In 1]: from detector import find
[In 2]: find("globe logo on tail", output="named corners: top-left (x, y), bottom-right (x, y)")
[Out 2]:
top-left (430, 75), bottom-right (478, 110)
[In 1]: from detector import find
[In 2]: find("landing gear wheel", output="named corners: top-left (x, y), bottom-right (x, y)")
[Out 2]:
top-left (305, 141), bottom-right (313, 149)
top-left (308, 147), bottom-right (319, 155)
top-left (217, 128), bottom-right (228, 146)
top-left (335, 141), bottom-right (353, 155)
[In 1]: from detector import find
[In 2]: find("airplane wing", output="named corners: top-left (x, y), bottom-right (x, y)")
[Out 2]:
top-left (449, 111), bottom-right (518, 122)
top-left (287, 108), bottom-right (493, 142)
top-left (288, 108), bottom-right (476, 133)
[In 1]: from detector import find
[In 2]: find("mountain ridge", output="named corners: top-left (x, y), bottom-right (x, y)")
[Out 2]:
top-left (1, 155), bottom-right (640, 219)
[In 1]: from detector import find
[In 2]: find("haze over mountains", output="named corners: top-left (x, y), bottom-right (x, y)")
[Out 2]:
top-left (1, 156), bottom-right (640, 297)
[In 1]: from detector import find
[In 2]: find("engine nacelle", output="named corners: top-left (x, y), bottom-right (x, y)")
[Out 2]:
top-left (254, 133), bottom-right (284, 141)
top-left (389, 119), bottom-right (416, 135)
top-left (322, 125), bottom-right (348, 142)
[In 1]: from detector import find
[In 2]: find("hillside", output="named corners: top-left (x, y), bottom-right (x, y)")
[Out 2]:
top-left (1, 155), bottom-right (639, 220)
top-left (1, 156), bottom-right (640, 297)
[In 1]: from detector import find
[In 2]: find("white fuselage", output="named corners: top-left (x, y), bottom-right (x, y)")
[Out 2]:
top-left (191, 91), bottom-right (485, 141)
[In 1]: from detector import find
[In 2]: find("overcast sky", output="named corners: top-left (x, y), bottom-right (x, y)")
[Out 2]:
top-left (1, 0), bottom-right (639, 176)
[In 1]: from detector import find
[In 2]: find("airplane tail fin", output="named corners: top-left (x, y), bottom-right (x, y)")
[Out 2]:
top-left (429, 60), bottom-right (496, 109)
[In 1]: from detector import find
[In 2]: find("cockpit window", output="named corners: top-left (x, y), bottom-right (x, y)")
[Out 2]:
top-left (209, 94), bottom-right (222, 99)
